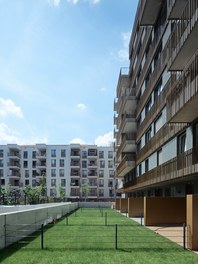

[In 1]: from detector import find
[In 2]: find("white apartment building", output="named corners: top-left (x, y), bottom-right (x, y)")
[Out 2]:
top-left (0, 144), bottom-right (115, 200)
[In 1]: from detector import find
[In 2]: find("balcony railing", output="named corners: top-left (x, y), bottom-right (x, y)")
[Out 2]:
top-left (136, 123), bottom-right (187, 165)
top-left (135, 22), bottom-right (166, 96)
top-left (168, 0), bottom-right (198, 70)
top-left (116, 154), bottom-right (136, 177)
top-left (124, 147), bottom-right (198, 192)
top-left (167, 53), bottom-right (198, 123)
top-left (116, 133), bottom-right (136, 161)
top-left (136, 75), bottom-right (172, 142)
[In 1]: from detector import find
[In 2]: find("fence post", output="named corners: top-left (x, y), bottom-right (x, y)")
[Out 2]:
top-left (41, 224), bottom-right (44, 249)
top-left (183, 223), bottom-right (186, 250)
top-left (105, 212), bottom-right (107, 226)
top-left (4, 215), bottom-right (6, 247)
top-left (141, 213), bottom-right (143, 226)
top-left (115, 224), bottom-right (118, 250)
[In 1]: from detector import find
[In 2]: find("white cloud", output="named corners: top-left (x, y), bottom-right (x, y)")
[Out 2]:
top-left (67, 0), bottom-right (79, 4)
top-left (67, 0), bottom-right (100, 4)
top-left (0, 98), bottom-right (23, 118)
top-left (48, 0), bottom-right (61, 6)
top-left (95, 131), bottom-right (114, 146)
top-left (117, 31), bottom-right (131, 61)
top-left (100, 87), bottom-right (106, 92)
top-left (0, 123), bottom-right (48, 145)
top-left (70, 138), bottom-right (86, 145)
top-left (77, 103), bottom-right (87, 111)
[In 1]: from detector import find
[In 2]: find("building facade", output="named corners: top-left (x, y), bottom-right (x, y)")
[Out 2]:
top-left (114, 0), bottom-right (198, 197)
top-left (0, 144), bottom-right (115, 200)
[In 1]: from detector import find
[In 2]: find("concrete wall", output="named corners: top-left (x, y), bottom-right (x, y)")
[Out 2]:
top-left (115, 199), bottom-right (120, 210)
top-left (144, 197), bottom-right (186, 225)
top-left (0, 202), bottom-right (78, 249)
top-left (128, 197), bottom-right (144, 217)
top-left (186, 195), bottom-right (198, 250)
top-left (120, 198), bottom-right (128, 213)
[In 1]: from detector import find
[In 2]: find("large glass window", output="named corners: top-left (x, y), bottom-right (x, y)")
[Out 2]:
top-left (51, 159), bottom-right (56, 167)
top-left (108, 151), bottom-right (113, 159)
top-left (51, 149), bottom-right (56, 157)
top-left (177, 133), bottom-right (186, 154)
top-left (60, 159), bottom-right (64, 167)
top-left (51, 179), bottom-right (56, 187)
top-left (61, 149), bottom-right (66, 157)
top-left (23, 151), bottom-right (28, 159)
top-left (108, 160), bottom-right (113, 168)
top-left (51, 169), bottom-right (56, 177)
top-left (59, 169), bottom-right (64, 177)
top-left (100, 160), bottom-right (105, 168)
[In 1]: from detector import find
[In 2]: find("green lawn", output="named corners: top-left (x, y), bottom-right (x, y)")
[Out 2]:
top-left (0, 208), bottom-right (198, 264)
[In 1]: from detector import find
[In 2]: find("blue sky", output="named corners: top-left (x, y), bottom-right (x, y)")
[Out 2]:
top-left (0, 0), bottom-right (138, 146)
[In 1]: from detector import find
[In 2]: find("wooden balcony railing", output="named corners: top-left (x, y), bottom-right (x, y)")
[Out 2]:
top-left (136, 74), bottom-right (172, 143)
top-left (167, 52), bottom-right (198, 122)
top-left (135, 22), bottom-right (167, 96)
top-left (124, 147), bottom-right (198, 192)
top-left (136, 122), bottom-right (187, 165)
top-left (136, 44), bottom-right (168, 118)
top-left (168, 0), bottom-right (198, 69)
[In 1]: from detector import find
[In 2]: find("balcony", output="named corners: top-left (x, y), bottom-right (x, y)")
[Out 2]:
top-left (37, 161), bottom-right (46, 169)
top-left (116, 68), bottom-right (130, 99)
top-left (119, 112), bottom-right (136, 135)
top-left (167, 54), bottom-right (198, 123)
top-left (136, 122), bottom-right (187, 165)
top-left (116, 133), bottom-right (136, 161)
top-left (7, 162), bottom-right (21, 169)
top-left (70, 160), bottom-right (80, 167)
top-left (87, 149), bottom-right (97, 157)
top-left (168, 0), bottom-right (198, 71)
top-left (7, 152), bottom-right (21, 159)
top-left (123, 147), bottom-right (198, 193)
top-left (167, 0), bottom-right (188, 19)
top-left (70, 148), bottom-right (81, 157)
top-left (116, 154), bottom-right (136, 177)
top-left (7, 171), bottom-right (21, 179)
top-left (139, 0), bottom-right (163, 26)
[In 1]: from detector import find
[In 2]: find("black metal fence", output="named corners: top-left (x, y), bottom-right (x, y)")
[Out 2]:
top-left (4, 221), bottom-right (188, 250)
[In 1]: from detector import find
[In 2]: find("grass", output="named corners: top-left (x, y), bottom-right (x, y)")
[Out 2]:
top-left (0, 208), bottom-right (198, 264)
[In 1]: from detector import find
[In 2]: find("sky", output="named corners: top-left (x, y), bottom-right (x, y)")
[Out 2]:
top-left (0, 0), bottom-right (138, 146)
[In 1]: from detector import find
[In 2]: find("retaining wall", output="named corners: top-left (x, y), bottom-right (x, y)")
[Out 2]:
top-left (0, 202), bottom-right (78, 249)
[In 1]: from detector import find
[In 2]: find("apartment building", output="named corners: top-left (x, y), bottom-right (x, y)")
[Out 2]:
top-left (114, 0), bottom-right (198, 198)
top-left (0, 144), bottom-right (115, 200)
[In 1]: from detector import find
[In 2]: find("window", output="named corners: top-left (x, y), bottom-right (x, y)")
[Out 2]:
top-left (51, 159), bottom-right (56, 167)
top-left (108, 151), bottom-right (113, 159)
top-left (137, 140), bottom-right (142, 153)
top-left (99, 170), bottom-right (104, 177)
top-left (32, 160), bottom-right (37, 168)
top-left (82, 170), bottom-right (87, 177)
top-left (193, 122), bottom-right (198, 147)
top-left (88, 149), bottom-right (97, 156)
top-left (51, 179), bottom-right (56, 187)
top-left (99, 151), bottom-right (104, 159)
top-left (25, 170), bottom-right (29, 178)
top-left (154, 114), bottom-right (162, 134)
top-left (82, 160), bottom-right (87, 168)
top-left (145, 159), bottom-right (149, 172)
top-left (32, 170), bottom-right (37, 178)
top-left (108, 160), bottom-right (113, 168)
top-left (23, 151), bottom-right (28, 159)
top-left (99, 179), bottom-right (104, 187)
top-left (109, 170), bottom-right (114, 178)
top-left (32, 151), bottom-right (36, 159)
top-left (51, 169), bottom-right (56, 177)
top-left (59, 169), bottom-right (64, 177)
top-left (108, 179), bottom-right (113, 187)
top-left (51, 149), bottom-right (56, 157)
top-left (157, 149), bottom-right (162, 166)
top-left (60, 159), bottom-right (64, 167)
top-left (82, 151), bottom-right (87, 159)
top-left (109, 189), bottom-right (113, 197)
top-left (99, 189), bottom-right (104, 197)
top-left (23, 160), bottom-right (28, 168)
top-left (0, 160), bottom-right (3, 167)
top-left (145, 68), bottom-right (152, 88)
top-left (178, 133), bottom-right (186, 154)
top-left (50, 188), bottom-right (56, 197)
top-left (0, 150), bottom-right (4, 158)
top-left (139, 164), bottom-right (142, 176)
top-left (100, 160), bottom-right (105, 168)
top-left (61, 179), bottom-right (66, 187)
top-left (154, 79), bottom-right (163, 101)
top-left (0, 169), bottom-right (3, 177)
top-left (145, 97), bottom-right (152, 115)
top-left (32, 179), bottom-right (37, 187)
top-left (25, 180), bottom-right (29, 185)
top-left (61, 149), bottom-right (66, 157)
top-left (145, 127), bottom-right (152, 144)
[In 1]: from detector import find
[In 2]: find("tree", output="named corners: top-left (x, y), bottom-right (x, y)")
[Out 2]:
top-left (81, 182), bottom-right (89, 202)
top-left (23, 186), bottom-right (41, 204)
top-left (59, 185), bottom-right (67, 201)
